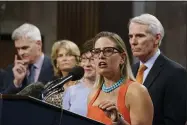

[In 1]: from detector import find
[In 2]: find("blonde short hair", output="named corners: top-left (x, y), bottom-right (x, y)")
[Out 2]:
top-left (51, 40), bottom-right (80, 77)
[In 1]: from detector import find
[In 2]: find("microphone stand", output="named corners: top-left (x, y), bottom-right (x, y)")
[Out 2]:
top-left (44, 77), bottom-right (63, 90)
top-left (43, 75), bottom-right (73, 95)
top-left (42, 87), bottom-right (64, 101)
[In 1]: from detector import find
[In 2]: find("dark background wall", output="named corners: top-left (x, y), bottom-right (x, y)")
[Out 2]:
top-left (0, 1), bottom-right (133, 68)
top-left (144, 1), bottom-right (187, 68)
top-left (57, 1), bottom-right (132, 60)
top-left (98, 1), bottom-right (132, 62)
top-left (0, 1), bottom-right (187, 69)
top-left (57, 1), bottom-right (99, 47)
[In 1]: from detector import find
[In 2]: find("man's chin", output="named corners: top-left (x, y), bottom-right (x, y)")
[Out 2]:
top-left (22, 59), bottom-right (30, 64)
top-left (133, 53), bottom-right (141, 57)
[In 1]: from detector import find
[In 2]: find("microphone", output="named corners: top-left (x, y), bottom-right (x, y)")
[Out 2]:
top-left (17, 82), bottom-right (45, 99)
top-left (43, 77), bottom-right (63, 90)
top-left (42, 66), bottom-right (84, 96)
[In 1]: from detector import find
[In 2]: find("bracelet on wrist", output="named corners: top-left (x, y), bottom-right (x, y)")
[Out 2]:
top-left (112, 113), bottom-right (124, 125)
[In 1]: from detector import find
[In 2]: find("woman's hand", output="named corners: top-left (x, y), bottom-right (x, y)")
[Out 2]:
top-left (98, 100), bottom-right (120, 122)
top-left (98, 100), bottom-right (130, 125)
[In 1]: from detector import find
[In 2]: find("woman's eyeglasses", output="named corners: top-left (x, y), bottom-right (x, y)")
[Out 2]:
top-left (80, 56), bottom-right (94, 63)
top-left (91, 47), bottom-right (121, 58)
top-left (80, 51), bottom-right (94, 63)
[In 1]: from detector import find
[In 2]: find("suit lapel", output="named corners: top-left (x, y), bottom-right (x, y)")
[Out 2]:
top-left (143, 54), bottom-right (165, 88)
top-left (132, 62), bottom-right (140, 77)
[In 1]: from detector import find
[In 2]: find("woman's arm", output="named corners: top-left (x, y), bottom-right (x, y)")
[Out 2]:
top-left (126, 82), bottom-right (153, 125)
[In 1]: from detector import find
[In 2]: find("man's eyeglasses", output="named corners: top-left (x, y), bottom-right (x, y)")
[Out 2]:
top-left (91, 47), bottom-right (121, 58)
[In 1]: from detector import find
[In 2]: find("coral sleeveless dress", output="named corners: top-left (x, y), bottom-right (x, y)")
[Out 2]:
top-left (87, 80), bottom-right (132, 125)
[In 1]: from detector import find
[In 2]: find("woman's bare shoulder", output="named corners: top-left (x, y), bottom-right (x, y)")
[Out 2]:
top-left (128, 82), bottom-right (148, 93)
top-left (87, 87), bottom-right (100, 104)
top-left (126, 82), bottom-right (149, 101)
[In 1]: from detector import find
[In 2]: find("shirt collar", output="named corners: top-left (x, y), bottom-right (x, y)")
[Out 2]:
top-left (33, 53), bottom-right (44, 69)
top-left (140, 49), bottom-right (160, 69)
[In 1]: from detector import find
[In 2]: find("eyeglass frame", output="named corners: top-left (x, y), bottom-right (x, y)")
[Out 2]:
top-left (80, 52), bottom-right (94, 63)
top-left (91, 47), bottom-right (122, 57)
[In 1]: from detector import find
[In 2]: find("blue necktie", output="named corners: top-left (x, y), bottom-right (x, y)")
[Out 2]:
top-left (27, 64), bottom-right (35, 84)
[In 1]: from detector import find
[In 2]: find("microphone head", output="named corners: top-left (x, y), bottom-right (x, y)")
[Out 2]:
top-left (68, 66), bottom-right (84, 81)
top-left (17, 82), bottom-right (44, 99)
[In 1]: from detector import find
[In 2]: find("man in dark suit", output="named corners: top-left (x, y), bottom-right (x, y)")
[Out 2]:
top-left (128, 13), bottom-right (187, 125)
top-left (1, 23), bottom-right (54, 94)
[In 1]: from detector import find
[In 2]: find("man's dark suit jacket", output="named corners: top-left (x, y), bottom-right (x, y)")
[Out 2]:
top-left (132, 53), bottom-right (187, 125)
top-left (0, 69), bottom-right (7, 92)
top-left (1, 55), bottom-right (54, 94)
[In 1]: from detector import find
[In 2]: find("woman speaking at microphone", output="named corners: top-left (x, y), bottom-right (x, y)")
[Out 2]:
top-left (43, 40), bottom-right (80, 107)
top-left (87, 32), bottom-right (153, 125)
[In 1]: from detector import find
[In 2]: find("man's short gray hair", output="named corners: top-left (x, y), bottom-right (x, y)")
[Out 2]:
top-left (129, 13), bottom-right (164, 46)
top-left (12, 23), bottom-right (41, 41)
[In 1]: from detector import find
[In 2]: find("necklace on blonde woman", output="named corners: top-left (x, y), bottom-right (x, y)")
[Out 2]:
top-left (102, 78), bottom-right (124, 93)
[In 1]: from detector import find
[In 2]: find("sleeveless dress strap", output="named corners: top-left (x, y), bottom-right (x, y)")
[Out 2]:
top-left (117, 80), bottom-right (133, 124)
top-left (88, 88), bottom-right (101, 106)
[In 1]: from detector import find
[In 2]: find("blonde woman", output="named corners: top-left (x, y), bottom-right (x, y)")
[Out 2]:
top-left (87, 32), bottom-right (153, 125)
top-left (44, 40), bottom-right (80, 107)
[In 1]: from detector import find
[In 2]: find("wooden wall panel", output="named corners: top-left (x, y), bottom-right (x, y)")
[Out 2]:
top-left (57, 1), bottom-right (99, 47)
top-left (57, 1), bottom-right (133, 62)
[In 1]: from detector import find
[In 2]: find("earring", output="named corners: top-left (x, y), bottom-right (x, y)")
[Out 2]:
top-left (56, 64), bottom-right (59, 69)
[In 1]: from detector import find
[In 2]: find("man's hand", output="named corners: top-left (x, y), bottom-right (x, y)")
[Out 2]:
top-left (12, 55), bottom-right (29, 88)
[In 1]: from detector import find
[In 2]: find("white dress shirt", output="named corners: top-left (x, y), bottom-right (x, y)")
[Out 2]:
top-left (139, 49), bottom-right (160, 84)
top-left (27, 53), bottom-right (44, 82)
